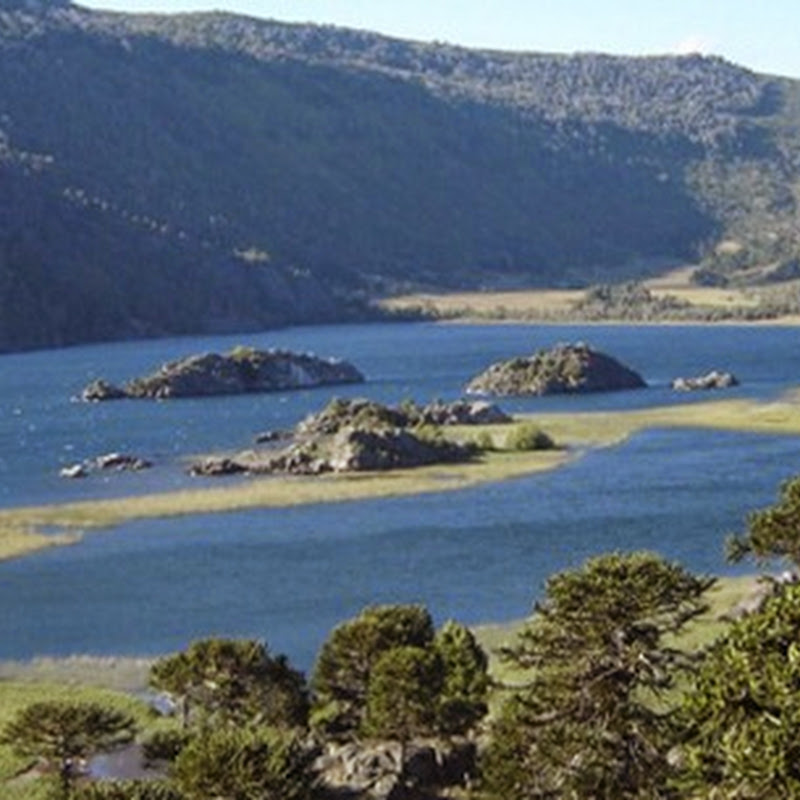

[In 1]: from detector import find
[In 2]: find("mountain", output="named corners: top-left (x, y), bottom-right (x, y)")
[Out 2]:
top-left (1, 0), bottom-right (799, 351)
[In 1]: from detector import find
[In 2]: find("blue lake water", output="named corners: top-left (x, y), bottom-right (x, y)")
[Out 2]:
top-left (1, 323), bottom-right (800, 669)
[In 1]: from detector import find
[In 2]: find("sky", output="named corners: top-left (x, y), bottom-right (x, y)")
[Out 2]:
top-left (80, 0), bottom-right (800, 79)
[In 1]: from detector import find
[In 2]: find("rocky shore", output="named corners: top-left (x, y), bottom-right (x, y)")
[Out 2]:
top-left (81, 346), bottom-right (364, 400)
top-left (466, 342), bottom-right (647, 396)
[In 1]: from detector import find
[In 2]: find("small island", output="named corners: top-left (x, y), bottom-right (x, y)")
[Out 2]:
top-left (672, 370), bottom-right (739, 391)
top-left (465, 342), bottom-right (647, 396)
top-left (190, 397), bottom-right (520, 476)
top-left (81, 346), bottom-right (364, 400)
top-left (60, 452), bottom-right (153, 479)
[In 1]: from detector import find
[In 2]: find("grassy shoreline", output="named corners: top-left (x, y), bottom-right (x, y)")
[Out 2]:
top-left (379, 267), bottom-right (800, 325)
top-left (3, 392), bottom-right (800, 562)
top-left (0, 576), bottom-right (765, 696)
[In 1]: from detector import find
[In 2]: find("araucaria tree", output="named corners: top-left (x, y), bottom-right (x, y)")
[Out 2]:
top-left (311, 604), bottom-right (489, 739)
top-left (434, 620), bottom-right (490, 735)
top-left (727, 475), bottom-right (800, 567)
top-left (0, 700), bottom-right (136, 799)
top-left (675, 475), bottom-right (800, 798)
top-left (363, 646), bottom-right (443, 741)
top-left (675, 581), bottom-right (800, 798)
top-left (480, 552), bottom-right (713, 800)
top-left (149, 638), bottom-right (308, 729)
top-left (311, 604), bottom-right (436, 734)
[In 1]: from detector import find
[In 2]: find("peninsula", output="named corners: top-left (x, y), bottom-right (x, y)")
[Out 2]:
top-left (5, 391), bottom-right (800, 563)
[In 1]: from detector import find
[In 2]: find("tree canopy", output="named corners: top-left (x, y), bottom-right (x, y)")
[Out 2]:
top-left (480, 552), bottom-right (714, 800)
top-left (149, 638), bottom-right (308, 730)
top-left (727, 476), bottom-right (800, 567)
top-left (311, 605), bottom-right (489, 740)
top-left (0, 700), bottom-right (136, 799)
top-left (363, 645), bottom-right (443, 741)
top-left (311, 604), bottom-right (435, 734)
top-left (676, 580), bottom-right (800, 798)
top-left (170, 726), bottom-right (316, 800)
top-left (433, 620), bottom-right (490, 735)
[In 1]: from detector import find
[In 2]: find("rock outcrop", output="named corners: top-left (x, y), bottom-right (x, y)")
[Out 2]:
top-left (315, 739), bottom-right (476, 800)
top-left (415, 399), bottom-right (512, 426)
top-left (296, 397), bottom-right (409, 438)
top-left (189, 397), bottom-right (491, 477)
top-left (466, 342), bottom-right (647, 396)
top-left (295, 397), bottom-right (511, 438)
top-left (190, 426), bottom-right (476, 478)
top-left (325, 426), bottom-right (472, 472)
top-left (80, 347), bottom-right (364, 400)
top-left (671, 370), bottom-right (739, 391)
top-left (81, 379), bottom-right (128, 402)
top-left (60, 452), bottom-right (153, 478)
top-left (188, 457), bottom-right (249, 477)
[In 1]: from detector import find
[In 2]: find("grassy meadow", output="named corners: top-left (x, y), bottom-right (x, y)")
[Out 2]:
top-left (379, 266), bottom-right (796, 322)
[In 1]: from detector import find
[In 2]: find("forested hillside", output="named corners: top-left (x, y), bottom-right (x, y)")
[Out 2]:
top-left (1, 0), bottom-right (799, 350)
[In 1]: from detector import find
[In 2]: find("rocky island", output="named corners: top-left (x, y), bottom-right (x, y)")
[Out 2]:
top-left (671, 370), bottom-right (739, 391)
top-left (81, 346), bottom-right (364, 400)
top-left (465, 342), bottom-right (647, 396)
top-left (190, 397), bottom-right (517, 477)
top-left (59, 452), bottom-right (153, 479)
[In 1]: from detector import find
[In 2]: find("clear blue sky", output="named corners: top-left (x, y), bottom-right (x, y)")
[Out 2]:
top-left (80, 0), bottom-right (800, 79)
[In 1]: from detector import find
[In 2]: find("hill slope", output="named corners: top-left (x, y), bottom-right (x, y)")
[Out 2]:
top-left (1, 0), bottom-right (799, 350)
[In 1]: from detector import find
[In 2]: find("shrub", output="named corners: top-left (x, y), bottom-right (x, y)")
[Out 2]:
top-left (141, 728), bottom-right (192, 765)
top-left (504, 423), bottom-right (555, 451)
top-left (76, 780), bottom-right (181, 800)
top-left (473, 430), bottom-right (495, 451)
top-left (171, 727), bottom-right (315, 800)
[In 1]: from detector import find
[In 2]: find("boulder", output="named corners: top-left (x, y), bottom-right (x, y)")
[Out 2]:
top-left (92, 452), bottom-right (152, 471)
top-left (315, 741), bottom-right (402, 799)
top-left (59, 463), bottom-right (89, 479)
top-left (671, 370), bottom-right (739, 391)
top-left (82, 346), bottom-right (364, 401)
top-left (327, 427), bottom-right (474, 473)
top-left (466, 342), bottom-right (646, 396)
top-left (59, 452), bottom-right (152, 478)
top-left (314, 739), bottom-right (477, 799)
top-left (80, 379), bottom-right (127, 402)
top-left (417, 399), bottom-right (511, 425)
top-left (253, 429), bottom-right (291, 444)
top-left (188, 457), bottom-right (249, 477)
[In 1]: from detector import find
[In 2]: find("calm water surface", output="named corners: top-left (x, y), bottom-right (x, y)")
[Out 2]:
top-left (1, 323), bottom-right (799, 668)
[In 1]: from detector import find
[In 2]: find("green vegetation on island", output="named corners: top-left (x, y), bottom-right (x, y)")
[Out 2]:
top-left (465, 342), bottom-right (647, 396)
top-left (81, 348), bottom-right (364, 402)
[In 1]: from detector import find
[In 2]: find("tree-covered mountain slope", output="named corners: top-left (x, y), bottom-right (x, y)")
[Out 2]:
top-left (1, 0), bottom-right (799, 350)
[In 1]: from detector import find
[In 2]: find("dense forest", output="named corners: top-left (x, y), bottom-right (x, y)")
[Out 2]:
top-left (1, 0), bottom-right (800, 349)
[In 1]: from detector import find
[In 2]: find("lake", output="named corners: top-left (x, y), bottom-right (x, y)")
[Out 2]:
top-left (1, 322), bottom-right (799, 669)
